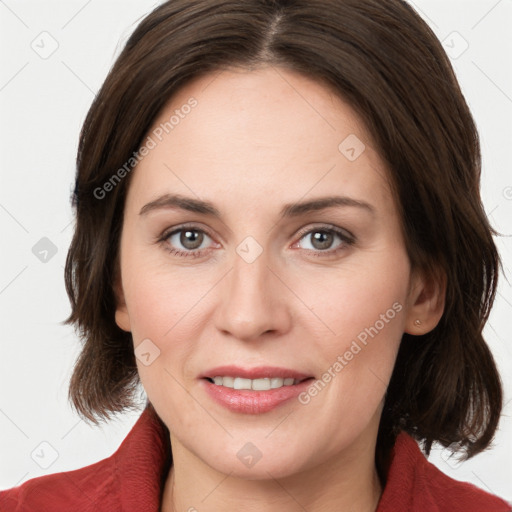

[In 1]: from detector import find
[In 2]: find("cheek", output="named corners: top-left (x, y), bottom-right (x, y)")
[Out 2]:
top-left (292, 247), bottom-right (409, 345)
top-left (120, 252), bottom-right (224, 402)
top-left (290, 248), bottom-right (409, 437)
top-left (122, 265), bottom-right (214, 428)
top-left (121, 246), bottom-right (215, 340)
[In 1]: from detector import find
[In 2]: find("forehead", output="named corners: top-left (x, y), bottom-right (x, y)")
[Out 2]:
top-left (128, 66), bottom-right (392, 212)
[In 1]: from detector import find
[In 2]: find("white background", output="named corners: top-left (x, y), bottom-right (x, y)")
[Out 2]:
top-left (0, 0), bottom-right (511, 502)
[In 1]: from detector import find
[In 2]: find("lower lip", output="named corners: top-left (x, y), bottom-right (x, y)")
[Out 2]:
top-left (201, 378), bottom-right (314, 414)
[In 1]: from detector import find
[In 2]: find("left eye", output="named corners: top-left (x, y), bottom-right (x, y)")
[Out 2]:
top-left (297, 229), bottom-right (348, 251)
top-left (167, 229), bottom-right (213, 251)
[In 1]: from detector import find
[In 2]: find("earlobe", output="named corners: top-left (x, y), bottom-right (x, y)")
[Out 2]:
top-left (405, 268), bottom-right (446, 335)
top-left (114, 277), bottom-right (132, 332)
top-left (115, 306), bottom-right (132, 332)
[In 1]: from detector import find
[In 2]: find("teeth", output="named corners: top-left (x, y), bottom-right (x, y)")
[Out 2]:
top-left (270, 377), bottom-right (283, 389)
top-left (234, 377), bottom-right (252, 390)
top-left (222, 376), bottom-right (234, 388)
top-left (210, 376), bottom-right (300, 390)
top-left (252, 378), bottom-right (271, 391)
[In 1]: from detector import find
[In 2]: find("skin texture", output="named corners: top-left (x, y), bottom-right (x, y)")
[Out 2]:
top-left (115, 66), bottom-right (444, 512)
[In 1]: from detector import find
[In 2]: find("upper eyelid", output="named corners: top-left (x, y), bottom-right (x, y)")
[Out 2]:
top-left (161, 222), bottom-right (215, 239)
top-left (295, 223), bottom-right (353, 236)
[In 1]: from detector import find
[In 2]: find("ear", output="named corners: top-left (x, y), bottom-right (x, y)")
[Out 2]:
top-left (114, 275), bottom-right (132, 332)
top-left (404, 266), bottom-right (446, 335)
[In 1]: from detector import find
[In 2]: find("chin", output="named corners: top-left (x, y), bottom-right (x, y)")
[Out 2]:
top-left (196, 440), bottom-right (318, 481)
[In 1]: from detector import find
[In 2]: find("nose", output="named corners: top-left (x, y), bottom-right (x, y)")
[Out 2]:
top-left (214, 251), bottom-right (292, 342)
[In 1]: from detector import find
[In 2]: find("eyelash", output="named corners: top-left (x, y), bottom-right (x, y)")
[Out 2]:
top-left (157, 223), bottom-right (356, 259)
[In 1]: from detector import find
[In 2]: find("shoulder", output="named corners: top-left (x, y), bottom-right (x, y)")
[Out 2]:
top-left (0, 405), bottom-right (171, 512)
top-left (0, 455), bottom-right (119, 512)
top-left (377, 432), bottom-right (511, 512)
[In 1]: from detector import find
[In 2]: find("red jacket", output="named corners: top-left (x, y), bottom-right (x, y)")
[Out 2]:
top-left (1, 406), bottom-right (510, 512)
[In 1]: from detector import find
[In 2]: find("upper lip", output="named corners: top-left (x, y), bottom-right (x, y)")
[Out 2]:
top-left (200, 365), bottom-right (313, 381)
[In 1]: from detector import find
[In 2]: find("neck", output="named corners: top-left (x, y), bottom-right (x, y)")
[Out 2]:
top-left (161, 430), bottom-right (383, 512)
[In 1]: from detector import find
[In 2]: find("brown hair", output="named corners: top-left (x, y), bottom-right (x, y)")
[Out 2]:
top-left (65, 0), bottom-right (502, 462)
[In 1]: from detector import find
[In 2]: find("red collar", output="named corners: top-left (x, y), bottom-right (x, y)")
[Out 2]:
top-left (116, 404), bottom-right (171, 510)
top-left (118, 406), bottom-right (510, 512)
top-left (375, 430), bottom-right (510, 511)
top-left (2, 405), bottom-right (509, 511)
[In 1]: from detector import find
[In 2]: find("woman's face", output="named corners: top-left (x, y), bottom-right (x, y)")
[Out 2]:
top-left (115, 66), bottom-right (428, 478)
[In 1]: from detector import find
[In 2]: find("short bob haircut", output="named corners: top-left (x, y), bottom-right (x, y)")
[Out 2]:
top-left (65, 0), bottom-right (502, 465)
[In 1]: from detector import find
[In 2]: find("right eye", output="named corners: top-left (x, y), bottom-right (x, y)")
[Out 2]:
top-left (159, 225), bottom-right (218, 258)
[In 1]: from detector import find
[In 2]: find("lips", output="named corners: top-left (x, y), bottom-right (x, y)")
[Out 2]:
top-left (199, 365), bottom-right (315, 414)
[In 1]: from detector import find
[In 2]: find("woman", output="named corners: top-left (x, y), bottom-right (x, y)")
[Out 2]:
top-left (0, 0), bottom-right (509, 510)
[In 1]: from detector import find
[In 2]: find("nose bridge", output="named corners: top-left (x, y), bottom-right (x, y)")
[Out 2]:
top-left (214, 247), bottom-right (290, 341)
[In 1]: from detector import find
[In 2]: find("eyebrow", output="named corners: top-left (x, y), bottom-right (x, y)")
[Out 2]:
top-left (139, 193), bottom-right (375, 218)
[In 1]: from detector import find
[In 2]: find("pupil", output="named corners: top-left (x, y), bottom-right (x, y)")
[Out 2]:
top-left (180, 230), bottom-right (203, 250)
top-left (312, 231), bottom-right (333, 250)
